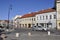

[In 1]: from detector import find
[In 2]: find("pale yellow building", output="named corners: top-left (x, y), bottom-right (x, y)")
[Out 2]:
top-left (20, 13), bottom-right (36, 28)
top-left (57, 0), bottom-right (60, 30)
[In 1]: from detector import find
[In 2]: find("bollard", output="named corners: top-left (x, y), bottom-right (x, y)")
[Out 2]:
top-left (48, 31), bottom-right (50, 35)
top-left (6, 29), bottom-right (9, 32)
top-left (28, 32), bottom-right (31, 36)
top-left (1, 34), bottom-right (6, 40)
top-left (16, 33), bottom-right (19, 37)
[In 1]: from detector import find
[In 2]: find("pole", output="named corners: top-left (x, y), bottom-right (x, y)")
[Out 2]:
top-left (55, 0), bottom-right (57, 30)
top-left (7, 4), bottom-right (12, 29)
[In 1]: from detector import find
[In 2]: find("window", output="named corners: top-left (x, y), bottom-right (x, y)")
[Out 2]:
top-left (37, 23), bottom-right (38, 26)
top-left (43, 16), bottom-right (44, 20)
top-left (46, 15), bottom-right (48, 19)
top-left (34, 18), bottom-right (35, 21)
top-left (54, 15), bottom-right (56, 19)
top-left (32, 18), bottom-right (33, 21)
top-left (34, 26), bottom-right (36, 27)
top-left (38, 26), bottom-right (42, 28)
top-left (40, 16), bottom-right (41, 20)
top-left (50, 15), bottom-right (52, 19)
top-left (37, 16), bottom-right (38, 20)
top-left (59, 23), bottom-right (60, 26)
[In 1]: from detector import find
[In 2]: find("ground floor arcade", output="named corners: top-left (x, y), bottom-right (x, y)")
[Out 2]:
top-left (19, 23), bottom-right (35, 28)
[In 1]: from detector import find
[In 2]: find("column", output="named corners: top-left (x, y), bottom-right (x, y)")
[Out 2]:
top-left (44, 23), bottom-right (46, 28)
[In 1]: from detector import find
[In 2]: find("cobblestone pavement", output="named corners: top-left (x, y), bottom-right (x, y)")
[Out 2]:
top-left (5, 28), bottom-right (60, 40)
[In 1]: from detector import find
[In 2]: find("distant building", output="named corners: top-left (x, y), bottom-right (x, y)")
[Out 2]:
top-left (0, 20), bottom-right (8, 27)
top-left (0, 20), bottom-right (13, 28)
top-left (13, 15), bottom-right (22, 28)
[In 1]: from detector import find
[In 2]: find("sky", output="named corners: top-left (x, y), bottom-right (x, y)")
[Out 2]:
top-left (0, 0), bottom-right (55, 20)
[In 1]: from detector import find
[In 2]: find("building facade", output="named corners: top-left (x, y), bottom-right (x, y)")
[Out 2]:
top-left (0, 20), bottom-right (8, 28)
top-left (13, 8), bottom-right (56, 29)
top-left (57, 0), bottom-right (60, 30)
top-left (36, 9), bottom-right (56, 29)
top-left (20, 13), bottom-right (36, 28)
top-left (13, 15), bottom-right (21, 28)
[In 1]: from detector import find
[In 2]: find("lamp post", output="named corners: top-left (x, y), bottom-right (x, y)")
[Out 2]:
top-left (7, 4), bottom-right (12, 29)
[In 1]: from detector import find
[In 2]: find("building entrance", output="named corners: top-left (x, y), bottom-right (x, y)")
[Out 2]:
top-left (28, 24), bottom-right (31, 28)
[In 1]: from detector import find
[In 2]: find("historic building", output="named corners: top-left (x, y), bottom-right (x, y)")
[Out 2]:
top-left (19, 12), bottom-right (37, 28)
top-left (14, 8), bottom-right (56, 29)
top-left (36, 8), bottom-right (56, 29)
top-left (56, 0), bottom-right (60, 30)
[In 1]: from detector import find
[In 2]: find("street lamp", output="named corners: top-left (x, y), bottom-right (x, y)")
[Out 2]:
top-left (7, 4), bottom-right (12, 29)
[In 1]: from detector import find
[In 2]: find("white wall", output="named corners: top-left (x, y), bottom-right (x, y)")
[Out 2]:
top-left (36, 12), bottom-right (56, 28)
top-left (57, 2), bottom-right (60, 20)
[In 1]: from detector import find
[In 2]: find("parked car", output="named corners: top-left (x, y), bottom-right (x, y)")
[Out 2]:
top-left (31, 26), bottom-right (48, 31)
top-left (5, 28), bottom-right (14, 32)
top-left (0, 26), bottom-right (5, 33)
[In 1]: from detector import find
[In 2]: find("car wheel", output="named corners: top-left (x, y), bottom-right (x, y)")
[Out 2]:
top-left (42, 29), bottom-right (45, 31)
top-left (32, 29), bottom-right (34, 31)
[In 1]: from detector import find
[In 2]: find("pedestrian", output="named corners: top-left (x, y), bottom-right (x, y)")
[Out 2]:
top-left (0, 34), bottom-right (3, 40)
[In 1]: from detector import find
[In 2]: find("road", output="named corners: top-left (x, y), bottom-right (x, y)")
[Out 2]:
top-left (5, 28), bottom-right (60, 40)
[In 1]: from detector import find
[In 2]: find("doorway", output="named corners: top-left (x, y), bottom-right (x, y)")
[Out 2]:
top-left (28, 24), bottom-right (31, 28)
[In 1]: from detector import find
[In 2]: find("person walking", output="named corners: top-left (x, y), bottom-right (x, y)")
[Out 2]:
top-left (0, 34), bottom-right (3, 40)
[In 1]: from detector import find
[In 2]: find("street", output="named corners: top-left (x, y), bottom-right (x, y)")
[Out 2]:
top-left (4, 28), bottom-right (60, 40)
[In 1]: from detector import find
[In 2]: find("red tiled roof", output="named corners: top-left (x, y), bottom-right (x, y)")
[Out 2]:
top-left (38, 8), bottom-right (56, 13)
top-left (21, 8), bottom-right (56, 18)
top-left (21, 12), bottom-right (37, 18)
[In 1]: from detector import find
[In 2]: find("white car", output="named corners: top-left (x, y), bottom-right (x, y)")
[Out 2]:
top-left (32, 26), bottom-right (47, 31)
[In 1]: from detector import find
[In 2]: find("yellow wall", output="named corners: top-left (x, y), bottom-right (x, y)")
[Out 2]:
top-left (57, 1), bottom-right (60, 20)
top-left (20, 17), bottom-right (36, 28)
top-left (57, 20), bottom-right (60, 30)
top-left (57, 1), bottom-right (60, 30)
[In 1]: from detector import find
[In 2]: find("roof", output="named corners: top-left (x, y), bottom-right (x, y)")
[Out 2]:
top-left (38, 8), bottom-right (56, 13)
top-left (21, 12), bottom-right (37, 18)
top-left (13, 15), bottom-right (22, 20)
top-left (57, 0), bottom-right (60, 2)
top-left (21, 8), bottom-right (56, 18)
top-left (0, 20), bottom-right (9, 23)
top-left (57, 0), bottom-right (60, 1)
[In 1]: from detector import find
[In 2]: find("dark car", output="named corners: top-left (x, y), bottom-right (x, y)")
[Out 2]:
top-left (0, 26), bottom-right (4, 32)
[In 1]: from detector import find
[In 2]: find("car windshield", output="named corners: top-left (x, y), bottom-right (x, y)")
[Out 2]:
top-left (38, 26), bottom-right (42, 28)
top-left (34, 26), bottom-right (36, 27)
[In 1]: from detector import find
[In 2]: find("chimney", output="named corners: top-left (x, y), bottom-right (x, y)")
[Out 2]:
top-left (52, 0), bottom-right (56, 10)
